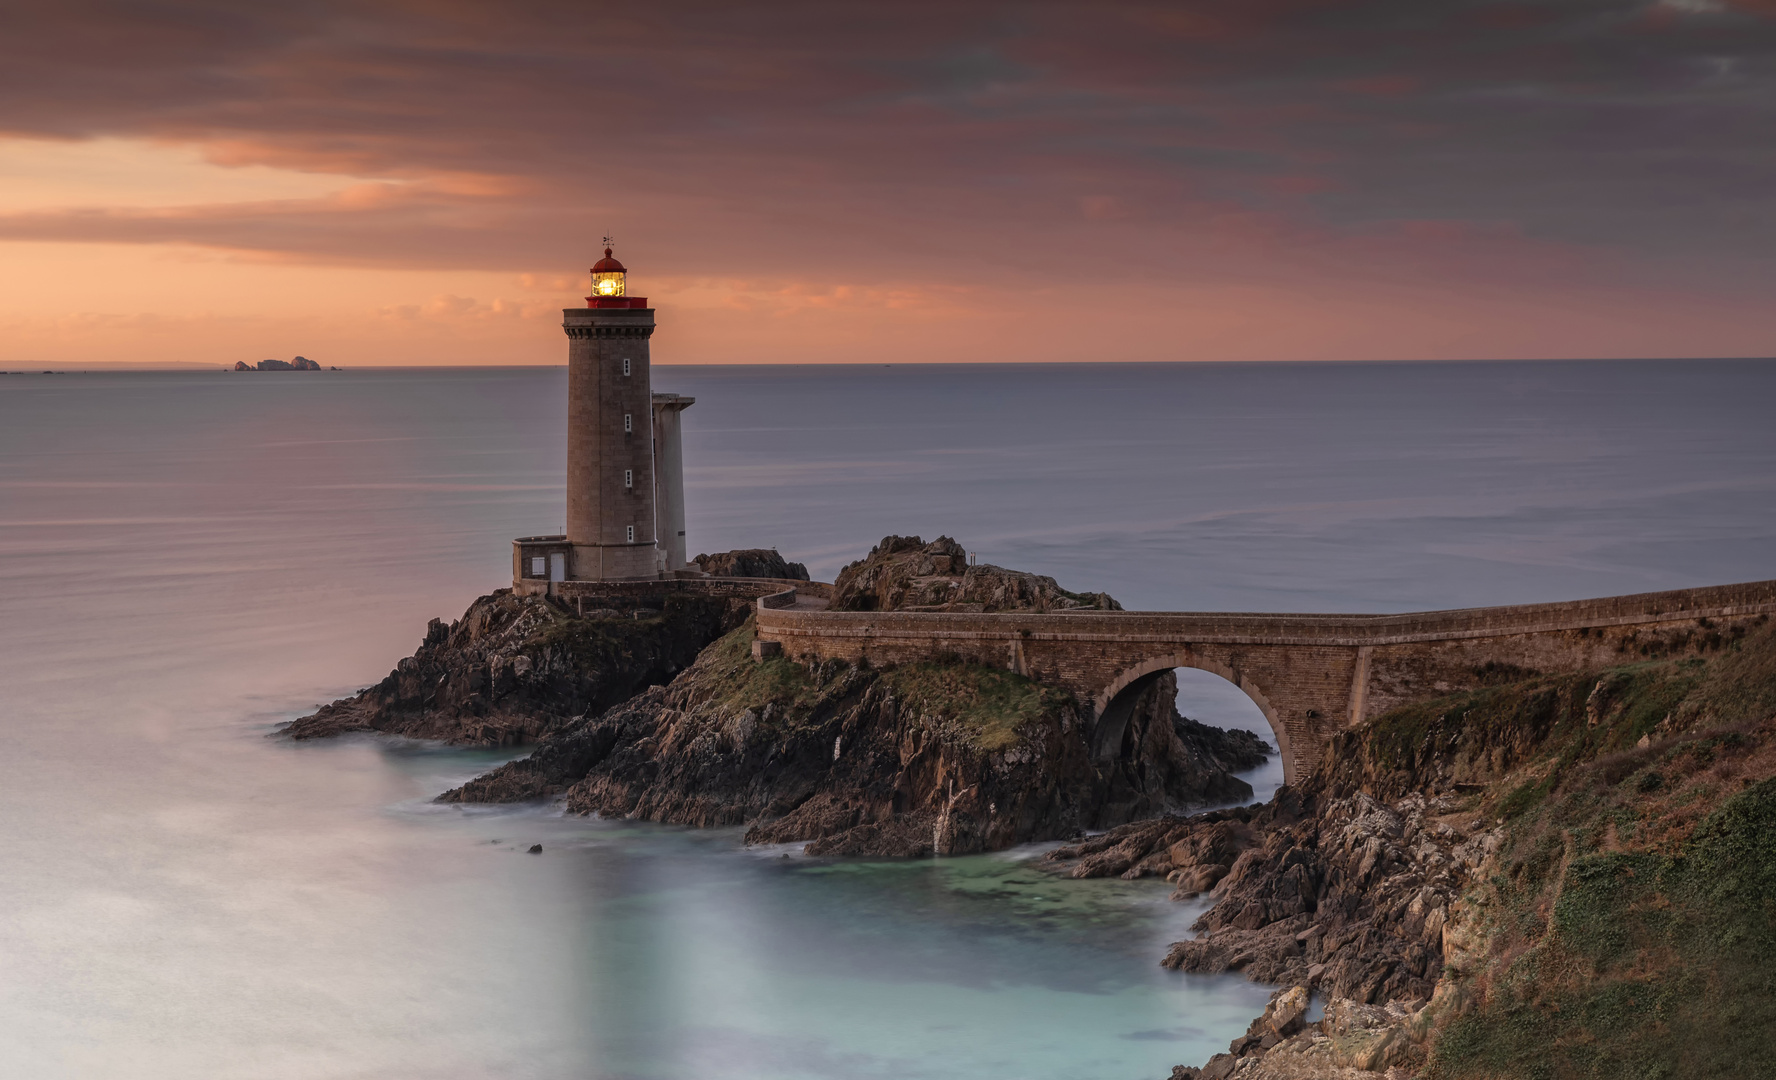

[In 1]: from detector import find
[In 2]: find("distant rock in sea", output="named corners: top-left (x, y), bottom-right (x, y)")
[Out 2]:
top-left (238, 356), bottom-right (323, 371)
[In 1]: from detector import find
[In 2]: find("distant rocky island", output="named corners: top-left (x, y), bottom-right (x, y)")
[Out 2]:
top-left (233, 356), bottom-right (332, 371)
top-left (282, 535), bottom-right (1776, 1080)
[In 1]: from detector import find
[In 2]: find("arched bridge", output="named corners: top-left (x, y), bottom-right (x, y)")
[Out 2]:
top-left (754, 580), bottom-right (1776, 783)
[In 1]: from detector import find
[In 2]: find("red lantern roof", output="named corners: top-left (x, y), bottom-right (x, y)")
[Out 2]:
top-left (591, 247), bottom-right (625, 273)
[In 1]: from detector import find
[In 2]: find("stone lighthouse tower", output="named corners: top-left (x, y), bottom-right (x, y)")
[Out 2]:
top-left (513, 247), bottom-right (692, 587)
top-left (563, 246), bottom-right (657, 580)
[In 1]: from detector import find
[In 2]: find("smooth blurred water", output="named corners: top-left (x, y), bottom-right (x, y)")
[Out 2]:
top-left (1, 360), bottom-right (1772, 1079)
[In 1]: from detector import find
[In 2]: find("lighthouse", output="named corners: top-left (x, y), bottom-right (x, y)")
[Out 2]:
top-left (512, 247), bottom-right (693, 587)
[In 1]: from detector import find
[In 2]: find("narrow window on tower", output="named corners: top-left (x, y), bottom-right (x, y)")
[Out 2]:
top-left (624, 469), bottom-right (634, 489)
top-left (624, 413), bottom-right (632, 433)
top-left (622, 358), bottom-right (631, 377)
top-left (627, 525), bottom-right (635, 543)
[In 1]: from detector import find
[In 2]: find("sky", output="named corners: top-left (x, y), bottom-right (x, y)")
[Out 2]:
top-left (2, 0), bottom-right (1774, 367)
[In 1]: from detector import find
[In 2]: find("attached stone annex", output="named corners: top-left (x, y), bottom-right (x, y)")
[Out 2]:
top-left (753, 579), bottom-right (1776, 783)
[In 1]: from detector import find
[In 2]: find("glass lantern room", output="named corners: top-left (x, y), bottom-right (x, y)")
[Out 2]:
top-left (590, 247), bottom-right (626, 298)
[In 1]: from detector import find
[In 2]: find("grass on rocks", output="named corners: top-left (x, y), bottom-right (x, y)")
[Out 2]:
top-left (699, 620), bottom-right (821, 720)
top-left (882, 661), bottom-right (1069, 752)
top-left (1431, 775), bottom-right (1776, 1080)
top-left (686, 620), bottom-right (1062, 751)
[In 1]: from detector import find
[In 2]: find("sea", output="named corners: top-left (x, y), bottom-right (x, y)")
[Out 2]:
top-left (1, 359), bottom-right (1772, 1079)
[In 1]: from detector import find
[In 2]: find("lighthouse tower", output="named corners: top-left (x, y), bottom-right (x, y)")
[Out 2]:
top-left (563, 246), bottom-right (658, 580)
top-left (513, 247), bottom-right (692, 587)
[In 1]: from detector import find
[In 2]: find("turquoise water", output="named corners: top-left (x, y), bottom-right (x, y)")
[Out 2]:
top-left (1, 361), bottom-right (1771, 1078)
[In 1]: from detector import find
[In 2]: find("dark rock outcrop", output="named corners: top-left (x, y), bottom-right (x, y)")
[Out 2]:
top-left (280, 589), bottom-right (752, 745)
top-left (830, 535), bottom-right (1121, 613)
top-left (692, 548), bottom-right (810, 580)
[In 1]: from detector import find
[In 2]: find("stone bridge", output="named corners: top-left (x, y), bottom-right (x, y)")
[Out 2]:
top-left (754, 580), bottom-right (1776, 784)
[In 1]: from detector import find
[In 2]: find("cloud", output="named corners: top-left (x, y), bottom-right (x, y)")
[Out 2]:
top-left (0, 0), bottom-right (1773, 362)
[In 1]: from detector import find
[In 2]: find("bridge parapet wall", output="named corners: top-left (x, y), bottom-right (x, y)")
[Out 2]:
top-left (518, 576), bottom-right (831, 604)
top-left (755, 580), bottom-right (1776, 784)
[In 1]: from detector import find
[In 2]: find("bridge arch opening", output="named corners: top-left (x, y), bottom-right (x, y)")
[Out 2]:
top-left (1092, 654), bottom-right (1286, 798)
top-left (1170, 668), bottom-right (1283, 804)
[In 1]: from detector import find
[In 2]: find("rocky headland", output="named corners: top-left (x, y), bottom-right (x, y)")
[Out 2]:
top-left (284, 535), bottom-right (1268, 855)
top-left (434, 535), bottom-right (1267, 854)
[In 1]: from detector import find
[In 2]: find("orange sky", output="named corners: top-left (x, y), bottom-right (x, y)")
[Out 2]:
top-left (3, 1), bottom-right (1775, 367)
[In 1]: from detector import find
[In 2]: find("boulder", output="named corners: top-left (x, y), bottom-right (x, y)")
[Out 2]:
top-left (829, 534), bottom-right (1120, 613)
top-left (1265, 985), bottom-right (1310, 1037)
top-left (1199, 1054), bottom-right (1238, 1080)
top-left (693, 548), bottom-right (810, 580)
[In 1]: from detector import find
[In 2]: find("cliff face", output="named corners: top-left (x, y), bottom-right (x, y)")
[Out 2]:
top-left (441, 620), bottom-right (1269, 855)
top-left (1091, 614), bottom-right (1776, 1080)
top-left (1411, 616), bottom-right (1776, 1080)
top-left (281, 590), bottom-right (752, 745)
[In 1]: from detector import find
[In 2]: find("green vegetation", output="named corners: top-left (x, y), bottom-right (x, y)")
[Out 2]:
top-left (527, 608), bottom-right (634, 656)
top-left (683, 619), bottom-right (1064, 751)
top-left (1431, 777), bottom-right (1776, 1080)
top-left (697, 619), bottom-right (821, 720)
top-left (881, 660), bottom-right (1069, 751)
top-left (1376, 621), bottom-right (1776, 1080)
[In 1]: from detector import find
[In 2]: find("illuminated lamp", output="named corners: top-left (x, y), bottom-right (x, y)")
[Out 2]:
top-left (590, 247), bottom-right (626, 298)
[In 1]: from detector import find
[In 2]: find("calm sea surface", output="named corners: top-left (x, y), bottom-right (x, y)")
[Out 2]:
top-left (1, 360), bottom-right (1772, 1079)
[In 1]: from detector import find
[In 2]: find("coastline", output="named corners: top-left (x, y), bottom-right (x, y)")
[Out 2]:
top-left (278, 535), bottom-right (1776, 1078)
